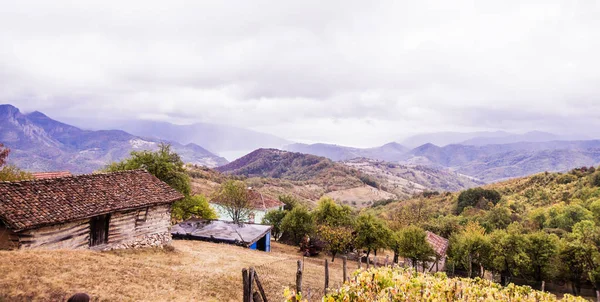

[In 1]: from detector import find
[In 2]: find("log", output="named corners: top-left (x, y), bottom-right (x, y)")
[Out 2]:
top-left (254, 270), bottom-right (268, 302)
top-left (324, 259), bottom-right (329, 294)
top-left (296, 260), bottom-right (303, 294)
top-left (342, 256), bottom-right (348, 282)
top-left (242, 269), bottom-right (249, 302)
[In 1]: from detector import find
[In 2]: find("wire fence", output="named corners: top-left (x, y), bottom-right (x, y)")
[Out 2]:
top-left (250, 255), bottom-right (365, 302)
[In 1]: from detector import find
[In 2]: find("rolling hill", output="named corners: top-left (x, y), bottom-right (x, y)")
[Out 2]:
top-left (284, 142), bottom-right (409, 162)
top-left (0, 104), bottom-right (228, 173)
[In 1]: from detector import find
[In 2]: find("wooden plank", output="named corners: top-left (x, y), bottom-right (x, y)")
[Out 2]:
top-left (254, 270), bottom-right (268, 302)
top-left (242, 268), bottom-right (249, 302)
top-left (296, 260), bottom-right (303, 294)
top-left (324, 259), bottom-right (329, 294)
top-left (343, 256), bottom-right (347, 283)
top-left (248, 267), bottom-right (255, 302)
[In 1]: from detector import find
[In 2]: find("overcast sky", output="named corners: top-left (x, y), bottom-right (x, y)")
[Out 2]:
top-left (1, 0), bottom-right (599, 147)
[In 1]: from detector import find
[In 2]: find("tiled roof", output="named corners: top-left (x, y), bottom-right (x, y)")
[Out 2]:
top-left (31, 171), bottom-right (72, 179)
top-left (426, 231), bottom-right (449, 257)
top-left (0, 170), bottom-right (184, 231)
top-left (212, 190), bottom-right (284, 211)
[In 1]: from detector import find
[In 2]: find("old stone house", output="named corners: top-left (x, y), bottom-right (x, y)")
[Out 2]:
top-left (0, 170), bottom-right (184, 250)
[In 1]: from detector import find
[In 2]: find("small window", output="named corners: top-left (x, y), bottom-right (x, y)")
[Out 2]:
top-left (136, 207), bottom-right (148, 226)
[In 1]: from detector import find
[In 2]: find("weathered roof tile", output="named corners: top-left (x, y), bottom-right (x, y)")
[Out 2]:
top-left (0, 170), bottom-right (183, 231)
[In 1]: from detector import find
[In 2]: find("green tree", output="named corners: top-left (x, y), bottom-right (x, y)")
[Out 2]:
top-left (448, 222), bottom-right (491, 278)
top-left (312, 197), bottom-right (354, 227)
top-left (317, 225), bottom-right (354, 262)
top-left (279, 195), bottom-right (299, 211)
top-left (525, 231), bottom-right (559, 286)
top-left (481, 205), bottom-right (512, 231)
top-left (171, 194), bottom-right (217, 221)
top-left (546, 203), bottom-right (593, 231)
top-left (105, 143), bottom-right (191, 195)
top-left (355, 214), bottom-right (391, 258)
top-left (397, 226), bottom-right (436, 271)
top-left (264, 209), bottom-right (288, 240)
top-left (489, 223), bottom-right (531, 285)
top-left (457, 188), bottom-right (501, 214)
top-left (213, 180), bottom-right (252, 224)
top-left (281, 207), bottom-right (314, 244)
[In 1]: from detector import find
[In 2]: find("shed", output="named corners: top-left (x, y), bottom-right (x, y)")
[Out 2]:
top-left (0, 170), bottom-right (184, 250)
top-left (171, 219), bottom-right (273, 252)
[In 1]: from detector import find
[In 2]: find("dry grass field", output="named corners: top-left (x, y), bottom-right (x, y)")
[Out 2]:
top-left (0, 240), bottom-right (352, 302)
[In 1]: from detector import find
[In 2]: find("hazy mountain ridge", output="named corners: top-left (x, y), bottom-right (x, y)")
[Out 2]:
top-left (0, 104), bottom-right (228, 173)
top-left (282, 139), bottom-right (600, 183)
top-left (108, 120), bottom-right (290, 158)
top-left (284, 142), bottom-right (409, 162)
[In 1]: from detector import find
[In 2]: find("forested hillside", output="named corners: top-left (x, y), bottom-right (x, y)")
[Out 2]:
top-left (369, 166), bottom-right (600, 295)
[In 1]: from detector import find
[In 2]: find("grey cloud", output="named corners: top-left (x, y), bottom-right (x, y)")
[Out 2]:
top-left (1, 0), bottom-right (600, 146)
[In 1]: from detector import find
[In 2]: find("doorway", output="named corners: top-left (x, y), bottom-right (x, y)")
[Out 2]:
top-left (90, 214), bottom-right (110, 246)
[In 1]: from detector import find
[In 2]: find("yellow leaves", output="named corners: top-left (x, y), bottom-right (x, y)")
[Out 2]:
top-left (315, 267), bottom-right (587, 302)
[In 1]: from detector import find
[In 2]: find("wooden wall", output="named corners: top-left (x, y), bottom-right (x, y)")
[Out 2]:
top-left (0, 224), bottom-right (19, 250)
top-left (11, 204), bottom-right (172, 250)
top-left (17, 219), bottom-right (90, 250)
top-left (108, 204), bottom-right (172, 245)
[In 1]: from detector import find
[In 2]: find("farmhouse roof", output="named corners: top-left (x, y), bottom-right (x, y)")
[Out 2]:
top-left (31, 171), bottom-right (72, 179)
top-left (211, 189), bottom-right (284, 211)
top-left (171, 219), bottom-right (272, 246)
top-left (0, 170), bottom-right (184, 231)
top-left (426, 231), bottom-right (449, 257)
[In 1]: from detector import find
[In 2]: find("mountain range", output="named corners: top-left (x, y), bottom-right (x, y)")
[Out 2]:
top-left (0, 104), bottom-right (228, 173)
top-left (284, 140), bottom-right (600, 183)
top-left (214, 148), bottom-right (483, 207)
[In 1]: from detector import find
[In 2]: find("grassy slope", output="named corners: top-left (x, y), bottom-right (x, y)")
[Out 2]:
top-left (0, 241), bottom-right (349, 302)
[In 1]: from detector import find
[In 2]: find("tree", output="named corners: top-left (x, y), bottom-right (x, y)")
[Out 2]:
top-left (317, 225), bottom-right (354, 262)
top-left (396, 226), bottom-right (436, 271)
top-left (482, 205), bottom-right (513, 231)
top-left (279, 195), bottom-right (299, 211)
top-left (171, 194), bottom-right (217, 222)
top-left (488, 223), bottom-right (530, 285)
top-left (312, 197), bottom-right (354, 227)
top-left (281, 207), bottom-right (314, 244)
top-left (355, 214), bottom-right (391, 258)
top-left (213, 180), bottom-right (252, 224)
top-left (457, 188), bottom-right (501, 214)
top-left (105, 143), bottom-right (191, 195)
top-left (0, 143), bottom-right (32, 181)
top-left (0, 143), bottom-right (9, 167)
top-left (525, 231), bottom-right (559, 287)
top-left (448, 222), bottom-right (491, 278)
top-left (546, 203), bottom-right (593, 231)
top-left (264, 209), bottom-right (288, 240)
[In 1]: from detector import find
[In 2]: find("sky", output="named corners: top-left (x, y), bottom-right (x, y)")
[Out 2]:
top-left (1, 0), bottom-right (599, 147)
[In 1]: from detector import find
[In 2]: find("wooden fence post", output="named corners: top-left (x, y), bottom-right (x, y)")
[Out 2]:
top-left (385, 255), bottom-right (389, 267)
top-left (367, 257), bottom-right (370, 269)
top-left (358, 256), bottom-right (362, 269)
top-left (248, 267), bottom-right (255, 302)
top-left (342, 256), bottom-right (348, 282)
top-left (324, 259), bottom-right (329, 295)
top-left (296, 260), bottom-right (303, 294)
top-left (242, 268), bottom-right (249, 302)
top-left (254, 270), bottom-right (268, 302)
top-left (374, 256), bottom-right (377, 268)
